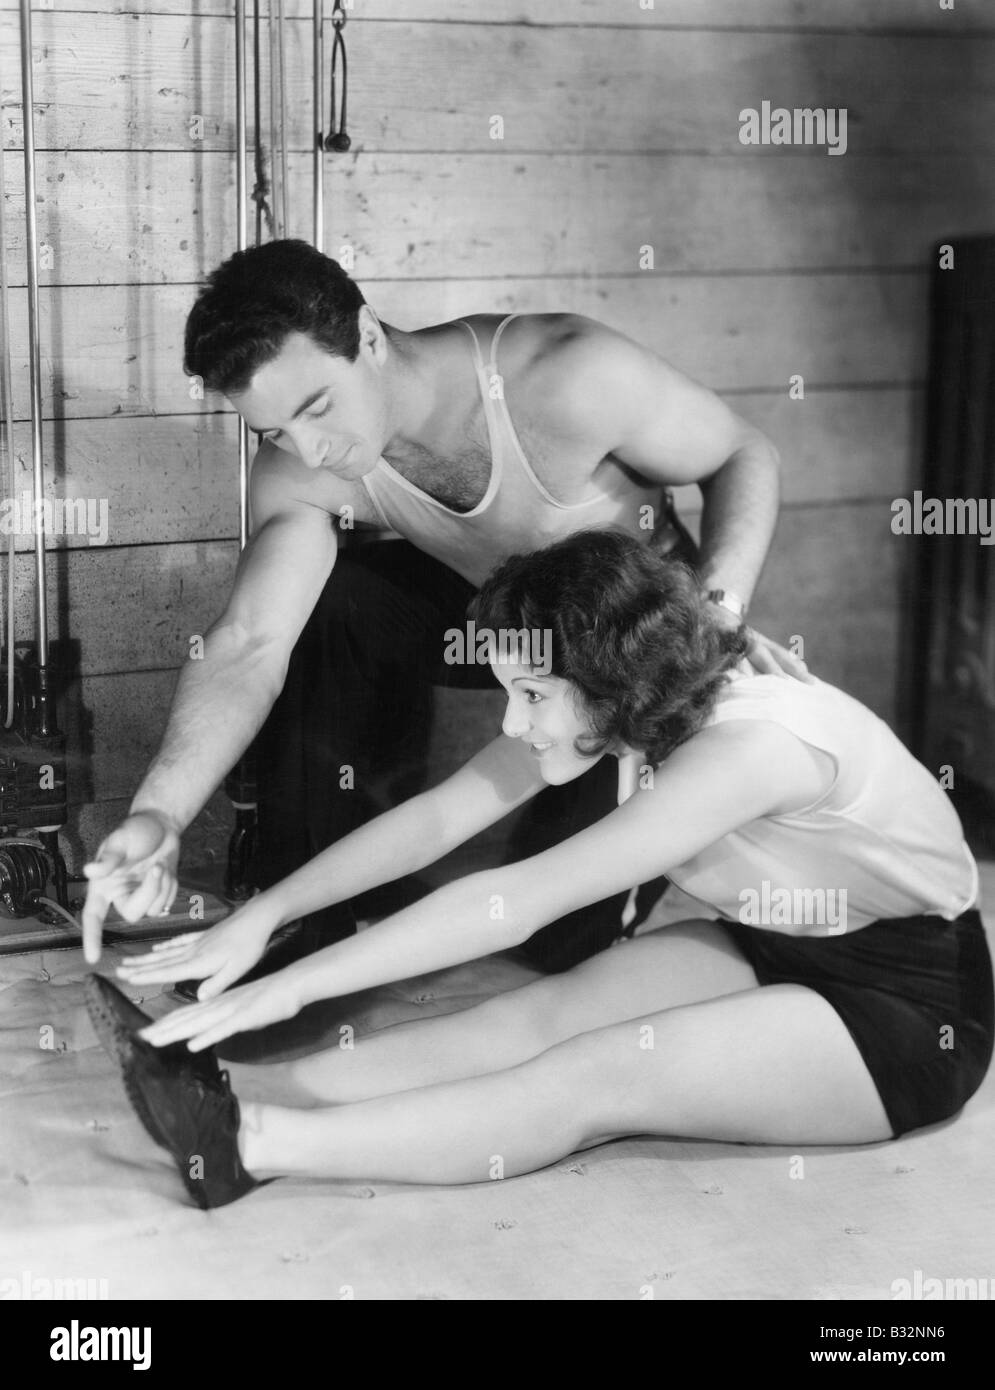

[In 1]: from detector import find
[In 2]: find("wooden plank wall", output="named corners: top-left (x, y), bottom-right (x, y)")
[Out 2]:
top-left (0, 0), bottom-right (992, 871)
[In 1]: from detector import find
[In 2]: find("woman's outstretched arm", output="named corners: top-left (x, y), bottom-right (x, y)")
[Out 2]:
top-left (510, 719), bottom-right (832, 928)
top-left (244, 731), bottom-right (546, 928)
top-left (117, 733), bottom-right (544, 998)
top-left (137, 719), bottom-right (831, 1051)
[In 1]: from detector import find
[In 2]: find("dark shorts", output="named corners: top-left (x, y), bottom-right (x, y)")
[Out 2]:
top-left (730, 908), bottom-right (994, 1138)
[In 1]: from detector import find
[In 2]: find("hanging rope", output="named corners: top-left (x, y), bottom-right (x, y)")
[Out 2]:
top-left (251, 0), bottom-right (275, 240)
top-left (268, 0), bottom-right (289, 237)
top-left (324, 0), bottom-right (350, 152)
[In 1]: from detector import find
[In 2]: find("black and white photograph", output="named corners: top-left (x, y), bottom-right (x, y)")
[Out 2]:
top-left (0, 0), bottom-right (993, 1330)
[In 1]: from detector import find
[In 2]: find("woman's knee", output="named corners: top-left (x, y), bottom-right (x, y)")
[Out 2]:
top-left (470, 978), bottom-right (570, 1051)
top-left (524, 1022), bottom-right (645, 1142)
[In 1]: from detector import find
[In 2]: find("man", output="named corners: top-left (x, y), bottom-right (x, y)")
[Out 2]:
top-left (83, 240), bottom-right (803, 973)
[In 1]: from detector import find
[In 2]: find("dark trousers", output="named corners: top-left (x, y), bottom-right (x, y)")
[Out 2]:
top-left (250, 538), bottom-right (669, 972)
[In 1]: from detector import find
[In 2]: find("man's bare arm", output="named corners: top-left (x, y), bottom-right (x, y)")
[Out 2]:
top-left (81, 445), bottom-right (346, 956)
top-left (538, 317), bottom-right (780, 604)
top-left (130, 495), bottom-right (338, 832)
top-left (693, 430), bottom-right (779, 605)
top-left (537, 318), bottom-right (807, 678)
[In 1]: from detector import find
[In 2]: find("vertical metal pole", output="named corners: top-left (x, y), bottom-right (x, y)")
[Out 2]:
top-left (252, 0), bottom-right (263, 246)
top-left (235, 0), bottom-right (248, 252)
top-left (0, 50), bottom-right (19, 727)
top-left (235, 0), bottom-right (249, 549)
top-left (277, 0), bottom-right (289, 238)
top-left (312, 0), bottom-right (323, 249)
top-left (18, 0), bottom-right (49, 671)
top-left (225, 0), bottom-right (259, 899)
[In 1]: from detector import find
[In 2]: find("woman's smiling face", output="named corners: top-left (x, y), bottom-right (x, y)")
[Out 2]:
top-left (491, 656), bottom-right (604, 784)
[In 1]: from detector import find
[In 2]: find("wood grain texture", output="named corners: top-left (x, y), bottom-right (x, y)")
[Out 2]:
top-left (1, 273), bottom-right (928, 422)
top-left (4, 540), bottom-right (239, 677)
top-left (731, 387), bottom-right (920, 506)
top-left (1, 415), bottom-right (238, 551)
top-left (58, 668), bottom-right (175, 806)
top-left (0, 1), bottom-right (989, 31)
top-left (1, 151), bottom-right (988, 288)
top-left (747, 499), bottom-right (906, 721)
top-left (0, 17), bottom-right (988, 154)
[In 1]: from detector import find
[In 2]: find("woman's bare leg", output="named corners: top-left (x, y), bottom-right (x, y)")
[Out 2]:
top-left (230, 919), bottom-right (757, 1105)
top-left (237, 983), bottom-right (893, 1185)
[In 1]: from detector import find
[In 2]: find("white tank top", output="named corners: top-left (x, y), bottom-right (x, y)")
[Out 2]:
top-left (666, 668), bottom-right (979, 935)
top-left (360, 315), bottom-right (672, 586)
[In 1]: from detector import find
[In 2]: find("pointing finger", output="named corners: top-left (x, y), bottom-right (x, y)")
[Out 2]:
top-left (83, 850), bottom-right (125, 881)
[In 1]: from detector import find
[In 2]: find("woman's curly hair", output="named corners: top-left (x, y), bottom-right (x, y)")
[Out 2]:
top-left (470, 527), bottom-right (750, 765)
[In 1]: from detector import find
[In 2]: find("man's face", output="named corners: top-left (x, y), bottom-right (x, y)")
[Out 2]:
top-left (229, 320), bottom-right (387, 480)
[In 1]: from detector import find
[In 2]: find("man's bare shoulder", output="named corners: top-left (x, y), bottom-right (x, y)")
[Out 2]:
top-left (496, 314), bottom-right (668, 432)
top-left (455, 311), bottom-right (615, 363)
top-left (480, 311), bottom-right (617, 362)
top-left (250, 440), bottom-right (383, 527)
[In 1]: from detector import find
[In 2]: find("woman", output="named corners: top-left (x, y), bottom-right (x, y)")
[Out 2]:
top-left (87, 529), bottom-right (992, 1209)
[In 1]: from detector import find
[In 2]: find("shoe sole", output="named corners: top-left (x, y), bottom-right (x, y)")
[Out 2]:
top-left (84, 975), bottom-right (172, 1150)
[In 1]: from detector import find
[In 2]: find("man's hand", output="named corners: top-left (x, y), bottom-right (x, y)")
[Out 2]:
top-left (115, 897), bottom-right (278, 1000)
top-left (136, 971), bottom-right (304, 1053)
top-left (743, 627), bottom-right (813, 681)
top-left (81, 811), bottom-right (181, 964)
top-left (707, 599), bottom-right (813, 683)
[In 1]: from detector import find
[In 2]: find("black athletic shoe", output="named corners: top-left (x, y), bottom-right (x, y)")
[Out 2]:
top-left (121, 1047), bottom-right (267, 1209)
top-left (85, 974), bottom-right (269, 1209)
top-left (84, 973), bottom-right (219, 1148)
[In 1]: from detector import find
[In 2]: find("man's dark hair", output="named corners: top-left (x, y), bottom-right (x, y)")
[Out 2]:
top-left (183, 239), bottom-right (367, 395)
top-left (471, 527), bottom-right (749, 765)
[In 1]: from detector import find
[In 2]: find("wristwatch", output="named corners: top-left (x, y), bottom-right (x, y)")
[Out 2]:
top-left (704, 588), bottom-right (747, 620)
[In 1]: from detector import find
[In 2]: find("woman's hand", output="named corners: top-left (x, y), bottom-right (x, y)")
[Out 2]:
top-left (115, 897), bottom-right (280, 1001)
top-left (137, 971), bottom-right (304, 1053)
